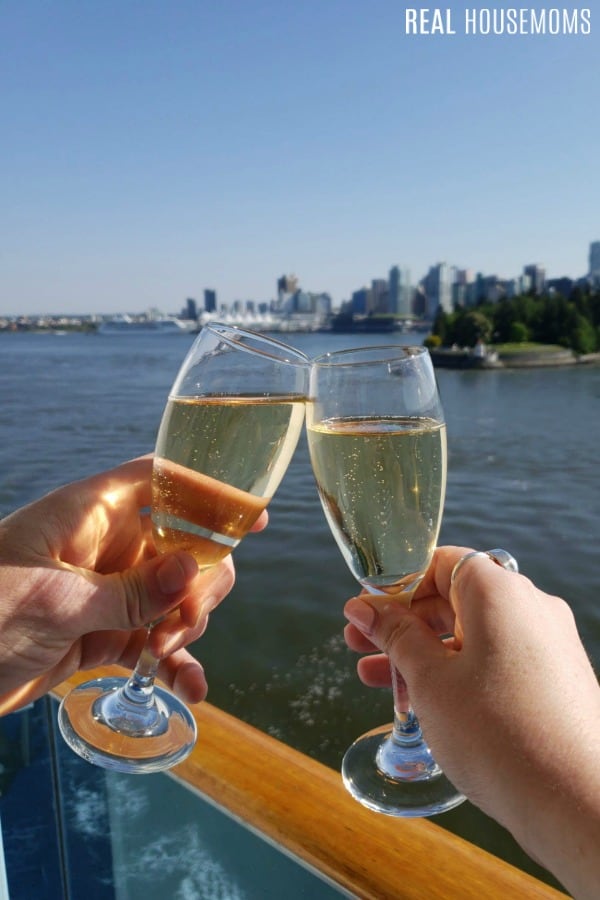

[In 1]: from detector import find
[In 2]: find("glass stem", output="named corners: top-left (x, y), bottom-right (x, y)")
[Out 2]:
top-left (390, 664), bottom-right (423, 746)
top-left (121, 629), bottom-right (160, 707)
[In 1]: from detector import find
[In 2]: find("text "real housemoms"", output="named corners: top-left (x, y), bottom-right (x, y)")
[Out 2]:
top-left (404, 8), bottom-right (591, 35)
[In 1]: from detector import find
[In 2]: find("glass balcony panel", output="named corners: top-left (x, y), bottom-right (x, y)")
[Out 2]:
top-left (0, 700), bottom-right (346, 899)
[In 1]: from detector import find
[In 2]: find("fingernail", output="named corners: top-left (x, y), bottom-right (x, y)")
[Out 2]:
top-left (344, 597), bottom-right (376, 635)
top-left (157, 554), bottom-right (197, 594)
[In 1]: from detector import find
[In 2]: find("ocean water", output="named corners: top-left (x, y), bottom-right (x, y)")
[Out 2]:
top-left (1, 329), bottom-right (598, 885)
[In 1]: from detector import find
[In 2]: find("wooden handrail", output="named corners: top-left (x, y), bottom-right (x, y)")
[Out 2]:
top-left (53, 668), bottom-right (566, 899)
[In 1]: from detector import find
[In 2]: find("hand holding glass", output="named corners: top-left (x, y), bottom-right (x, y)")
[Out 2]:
top-left (306, 345), bottom-right (465, 816)
top-left (59, 323), bottom-right (309, 773)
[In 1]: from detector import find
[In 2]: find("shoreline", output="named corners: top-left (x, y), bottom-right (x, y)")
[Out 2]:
top-left (429, 347), bottom-right (600, 369)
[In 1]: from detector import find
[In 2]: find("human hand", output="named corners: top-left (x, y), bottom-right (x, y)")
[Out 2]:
top-left (343, 546), bottom-right (600, 898)
top-left (0, 457), bottom-right (268, 714)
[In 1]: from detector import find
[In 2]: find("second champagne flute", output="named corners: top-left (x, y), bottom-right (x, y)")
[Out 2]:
top-left (59, 323), bottom-right (309, 773)
top-left (306, 344), bottom-right (465, 817)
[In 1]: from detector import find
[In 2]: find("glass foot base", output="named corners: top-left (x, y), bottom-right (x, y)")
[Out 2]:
top-left (58, 677), bottom-right (197, 774)
top-left (341, 724), bottom-right (465, 817)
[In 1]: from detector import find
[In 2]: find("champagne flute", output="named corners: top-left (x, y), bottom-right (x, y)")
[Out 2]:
top-left (306, 345), bottom-right (464, 816)
top-left (59, 323), bottom-right (309, 773)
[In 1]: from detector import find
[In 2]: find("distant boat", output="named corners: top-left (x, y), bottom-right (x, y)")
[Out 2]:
top-left (328, 313), bottom-right (399, 333)
top-left (97, 315), bottom-right (197, 335)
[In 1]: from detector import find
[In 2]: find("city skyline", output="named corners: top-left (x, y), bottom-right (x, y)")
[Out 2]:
top-left (2, 241), bottom-right (597, 320)
top-left (1, 2), bottom-right (598, 316)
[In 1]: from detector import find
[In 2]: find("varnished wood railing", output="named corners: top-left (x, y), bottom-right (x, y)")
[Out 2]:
top-left (53, 668), bottom-right (566, 899)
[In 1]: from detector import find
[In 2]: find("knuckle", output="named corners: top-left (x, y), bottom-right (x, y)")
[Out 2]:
top-left (381, 613), bottom-right (414, 658)
top-left (121, 570), bottom-right (146, 626)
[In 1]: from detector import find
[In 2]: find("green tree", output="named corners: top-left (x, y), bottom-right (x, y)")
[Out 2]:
top-left (455, 311), bottom-right (492, 346)
top-left (424, 333), bottom-right (442, 349)
top-left (568, 313), bottom-right (597, 355)
top-left (513, 294), bottom-right (537, 328)
top-left (493, 299), bottom-right (516, 343)
top-left (428, 289), bottom-right (600, 351)
top-left (509, 321), bottom-right (529, 343)
top-left (587, 292), bottom-right (600, 328)
top-left (432, 308), bottom-right (449, 345)
top-left (544, 295), bottom-right (570, 344)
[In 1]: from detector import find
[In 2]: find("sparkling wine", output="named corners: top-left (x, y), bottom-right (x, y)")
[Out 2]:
top-left (307, 415), bottom-right (447, 596)
top-left (152, 395), bottom-right (305, 567)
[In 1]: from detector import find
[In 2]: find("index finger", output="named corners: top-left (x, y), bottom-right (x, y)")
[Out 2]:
top-left (82, 455), bottom-right (154, 510)
top-left (413, 546), bottom-right (476, 604)
top-left (400, 546), bottom-right (475, 636)
top-left (448, 549), bottom-right (526, 649)
top-left (250, 509), bottom-right (269, 532)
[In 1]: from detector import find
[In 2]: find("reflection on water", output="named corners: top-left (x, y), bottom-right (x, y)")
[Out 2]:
top-left (1, 331), bottom-right (598, 886)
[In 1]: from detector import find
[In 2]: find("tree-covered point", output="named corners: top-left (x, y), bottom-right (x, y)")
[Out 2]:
top-left (429, 287), bottom-right (600, 355)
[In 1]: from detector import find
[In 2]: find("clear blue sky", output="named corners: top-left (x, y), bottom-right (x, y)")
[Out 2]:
top-left (1, 1), bottom-right (598, 315)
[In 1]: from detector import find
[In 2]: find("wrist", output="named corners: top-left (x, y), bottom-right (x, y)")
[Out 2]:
top-left (507, 756), bottom-right (600, 898)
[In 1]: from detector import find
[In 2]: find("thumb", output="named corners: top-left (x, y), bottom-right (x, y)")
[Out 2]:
top-left (344, 595), bottom-right (448, 680)
top-left (71, 552), bottom-right (199, 633)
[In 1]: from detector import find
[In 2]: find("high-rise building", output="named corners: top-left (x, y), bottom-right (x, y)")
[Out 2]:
top-left (371, 279), bottom-right (389, 313)
top-left (314, 293), bottom-right (333, 315)
top-left (452, 269), bottom-right (474, 308)
top-left (290, 290), bottom-right (313, 313)
top-left (422, 263), bottom-right (453, 318)
top-left (388, 266), bottom-right (412, 316)
top-left (204, 289), bottom-right (217, 313)
top-left (277, 274), bottom-right (299, 305)
top-left (184, 298), bottom-right (197, 320)
top-left (351, 287), bottom-right (371, 315)
top-left (523, 264), bottom-right (546, 294)
top-left (589, 241), bottom-right (600, 283)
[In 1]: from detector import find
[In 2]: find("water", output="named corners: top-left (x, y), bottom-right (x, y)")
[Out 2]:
top-left (1, 329), bottom-right (599, 886)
